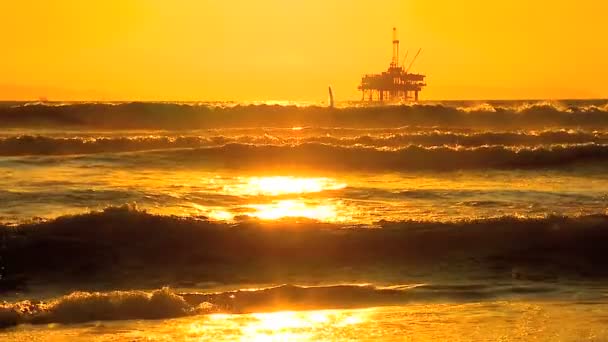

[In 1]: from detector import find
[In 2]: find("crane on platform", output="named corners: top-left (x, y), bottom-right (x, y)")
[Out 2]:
top-left (405, 48), bottom-right (423, 74)
top-left (400, 50), bottom-right (409, 69)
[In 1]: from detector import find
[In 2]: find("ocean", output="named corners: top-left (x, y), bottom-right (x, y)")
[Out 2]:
top-left (2, 100), bottom-right (608, 340)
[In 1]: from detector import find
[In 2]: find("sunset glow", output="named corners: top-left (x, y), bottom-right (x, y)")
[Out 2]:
top-left (2, 0), bottom-right (607, 101)
top-left (3, 1), bottom-right (608, 340)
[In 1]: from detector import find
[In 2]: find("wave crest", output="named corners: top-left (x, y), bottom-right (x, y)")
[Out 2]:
top-left (2, 101), bottom-right (608, 129)
top-left (0, 282), bottom-right (568, 328)
top-left (0, 287), bottom-right (213, 328)
top-left (1, 130), bottom-right (607, 156)
top-left (135, 142), bottom-right (608, 170)
top-left (2, 206), bottom-right (608, 293)
top-left (8, 141), bottom-right (606, 170)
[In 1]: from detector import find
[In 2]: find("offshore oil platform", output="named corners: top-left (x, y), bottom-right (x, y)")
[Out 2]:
top-left (359, 28), bottom-right (426, 102)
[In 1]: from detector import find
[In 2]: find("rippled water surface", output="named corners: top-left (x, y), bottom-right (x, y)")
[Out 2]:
top-left (6, 302), bottom-right (608, 341)
top-left (2, 101), bottom-right (608, 340)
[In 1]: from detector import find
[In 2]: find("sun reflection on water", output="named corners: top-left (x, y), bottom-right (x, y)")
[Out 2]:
top-left (247, 200), bottom-right (345, 222)
top-left (200, 176), bottom-right (350, 222)
top-left (190, 309), bottom-right (368, 341)
top-left (223, 176), bottom-right (347, 196)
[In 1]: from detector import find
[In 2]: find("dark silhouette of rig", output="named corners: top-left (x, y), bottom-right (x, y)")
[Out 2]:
top-left (359, 28), bottom-right (426, 102)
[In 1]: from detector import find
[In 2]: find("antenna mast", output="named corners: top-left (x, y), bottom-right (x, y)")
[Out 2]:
top-left (400, 50), bottom-right (409, 68)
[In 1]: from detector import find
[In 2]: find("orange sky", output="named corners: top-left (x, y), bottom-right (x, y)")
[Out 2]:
top-left (1, 0), bottom-right (607, 101)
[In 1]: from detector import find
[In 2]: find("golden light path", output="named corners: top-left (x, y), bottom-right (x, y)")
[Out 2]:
top-left (188, 309), bottom-right (369, 341)
top-left (11, 302), bottom-right (608, 340)
top-left (223, 176), bottom-right (347, 196)
top-left (204, 176), bottom-right (349, 222)
top-left (246, 200), bottom-right (341, 222)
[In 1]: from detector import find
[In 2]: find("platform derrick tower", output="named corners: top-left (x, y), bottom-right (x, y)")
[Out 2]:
top-left (358, 28), bottom-right (426, 102)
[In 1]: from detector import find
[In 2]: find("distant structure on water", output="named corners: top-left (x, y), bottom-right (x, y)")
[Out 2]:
top-left (328, 86), bottom-right (335, 108)
top-left (358, 28), bottom-right (426, 102)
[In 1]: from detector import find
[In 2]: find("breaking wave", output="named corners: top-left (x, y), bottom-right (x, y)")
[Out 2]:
top-left (2, 130), bottom-right (608, 156)
top-left (2, 206), bottom-right (608, 294)
top-left (6, 141), bottom-right (608, 170)
top-left (0, 287), bottom-right (213, 328)
top-left (117, 142), bottom-right (608, 170)
top-left (0, 282), bottom-right (568, 328)
top-left (2, 101), bottom-right (608, 130)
